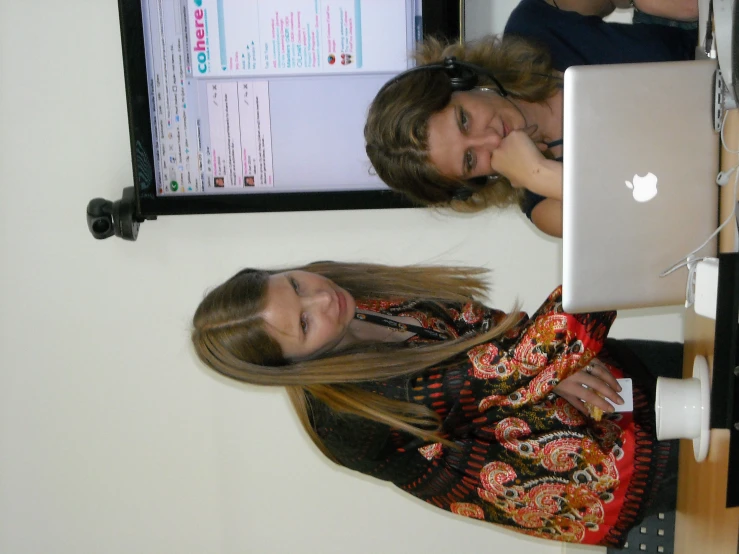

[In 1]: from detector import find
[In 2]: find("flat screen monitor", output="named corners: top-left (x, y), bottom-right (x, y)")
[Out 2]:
top-left (117, 0), bottom-right (463, 218)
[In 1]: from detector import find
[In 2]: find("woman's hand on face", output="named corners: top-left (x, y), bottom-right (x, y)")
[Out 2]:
top-left (553, 358), bottom-right (624, 417)
top-left (490, 126), bottom-right (548, 189)
top-left (490, 126), bottom-right (563, 200)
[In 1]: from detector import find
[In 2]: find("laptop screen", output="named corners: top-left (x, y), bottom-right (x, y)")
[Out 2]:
top-left (131, 0), bottom-right (420, 208)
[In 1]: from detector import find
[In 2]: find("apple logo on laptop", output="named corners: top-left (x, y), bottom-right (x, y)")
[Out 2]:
top-left (625, 172), bottom-right (658, 202)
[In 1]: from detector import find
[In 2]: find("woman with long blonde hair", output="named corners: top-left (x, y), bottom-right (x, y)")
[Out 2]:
top-left (192, 261), bottom-right (682, 547)
top-left (365, 0), bottom-right (698, 237)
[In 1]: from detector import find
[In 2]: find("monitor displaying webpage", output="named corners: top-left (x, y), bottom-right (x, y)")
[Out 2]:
top-left (141, 0), bottom-right (420, 196)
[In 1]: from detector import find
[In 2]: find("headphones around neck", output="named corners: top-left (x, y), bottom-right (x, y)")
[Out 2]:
top-left (375, 57), bottom-right (513, 202)
top-left (376, 57), bottom-right (562, 202)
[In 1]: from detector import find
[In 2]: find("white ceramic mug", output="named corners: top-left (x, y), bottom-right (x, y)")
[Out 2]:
top-left (654, 376), bottom-right (703, 440)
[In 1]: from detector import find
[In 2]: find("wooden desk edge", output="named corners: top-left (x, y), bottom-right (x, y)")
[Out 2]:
top-left (675, 109), bottom-right (739, 554)
top-left (718, 109), bottom-right (738, 253)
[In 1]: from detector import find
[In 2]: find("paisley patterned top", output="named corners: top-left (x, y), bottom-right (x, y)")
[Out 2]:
top-left (309, 287), bottom-right (665, 548)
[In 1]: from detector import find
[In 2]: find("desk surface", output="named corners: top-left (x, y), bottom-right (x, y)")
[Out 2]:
top-left (675, 108), bottom-right (739, 554)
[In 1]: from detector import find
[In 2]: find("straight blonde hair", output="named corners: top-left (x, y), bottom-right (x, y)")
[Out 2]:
top-left (192, 262), bottom-right (521, 461)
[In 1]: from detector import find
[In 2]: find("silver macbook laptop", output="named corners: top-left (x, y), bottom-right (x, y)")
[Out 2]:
top-left (562, 60), bottom-right (719, 313)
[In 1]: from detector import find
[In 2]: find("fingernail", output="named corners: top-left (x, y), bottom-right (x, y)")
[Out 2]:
top-left (617, 385), bottom-right (622, 392)
top-left (617, 397), bottom-right (624, 405)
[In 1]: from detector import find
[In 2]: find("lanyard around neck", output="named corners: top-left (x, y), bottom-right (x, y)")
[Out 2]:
top-left (354, 311), bottom-right (448, 341)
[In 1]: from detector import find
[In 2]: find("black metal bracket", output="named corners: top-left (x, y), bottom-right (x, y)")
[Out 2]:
top-left (708, 252), bottom-right (739, 507)
top-left (86, 186), bottom-right (149, 241)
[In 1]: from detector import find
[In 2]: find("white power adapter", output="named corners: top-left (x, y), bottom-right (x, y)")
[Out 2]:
top-left (694, 258), bottom-right (720, 319)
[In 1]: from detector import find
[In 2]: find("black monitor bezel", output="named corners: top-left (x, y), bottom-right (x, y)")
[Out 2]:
top-left (709, 252), bottom-right (739, 508)
top-left (117, 0), bottom-right (461, 219)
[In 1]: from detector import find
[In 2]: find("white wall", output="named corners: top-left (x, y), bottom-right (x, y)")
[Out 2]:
top-left (0, 1), bottom-right (679, 554)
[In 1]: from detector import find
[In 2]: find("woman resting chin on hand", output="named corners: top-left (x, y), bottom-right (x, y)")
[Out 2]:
top-left (365, 3), bottom-right (698, 239)
top-left (491, 128), bottom-right (565, 238)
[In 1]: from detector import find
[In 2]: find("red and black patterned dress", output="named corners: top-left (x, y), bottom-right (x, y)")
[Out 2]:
top-left (308, 287), bottom-right (675, 548)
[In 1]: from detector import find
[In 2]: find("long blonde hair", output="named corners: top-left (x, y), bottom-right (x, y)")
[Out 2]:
top-left (192, 262), bottom-right (521, 461)
top-left (365, 34), bottom-right (560, 213)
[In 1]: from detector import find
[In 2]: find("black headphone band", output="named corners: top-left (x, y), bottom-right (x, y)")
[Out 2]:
top-left (376, 56), bottom-right (563, 102)
top-left (452, 186), bottom-right (477, 202)
top-left (452, 175), bottom-right (490, 201)
top-left (375, 57), bottom-right (510, 99)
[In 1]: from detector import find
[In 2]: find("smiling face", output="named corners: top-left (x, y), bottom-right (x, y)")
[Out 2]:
top-left (427, 89), bottom-right (527, 181)
top-left (260, 271), bottom-right (357, 361)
